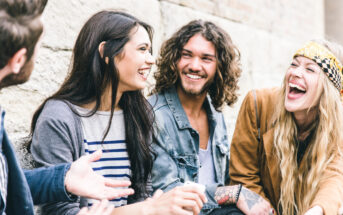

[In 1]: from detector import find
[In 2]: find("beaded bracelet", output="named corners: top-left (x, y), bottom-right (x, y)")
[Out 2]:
top-left (235, 184), bottom-right (242, 204)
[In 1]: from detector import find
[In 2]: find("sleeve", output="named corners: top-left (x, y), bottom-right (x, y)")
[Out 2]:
top-left (229, 91), bottom-right (268, 200)
top-left (151, 120), bottom-right (220, 209)
top-left (310, 150), bottom-right (343, 214)
top-left (30, 101), bottom-right (81, 215)
top-left (24, 164), bottom-right (76, 204)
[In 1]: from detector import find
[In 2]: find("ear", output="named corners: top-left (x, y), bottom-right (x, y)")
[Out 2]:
top-left (98, 41), bottom-right (109, 64)
top-left (9, 48), bottom-right (27, 74)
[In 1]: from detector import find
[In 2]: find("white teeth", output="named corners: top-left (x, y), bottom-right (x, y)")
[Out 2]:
top-left (289, 83), bottom-right (306, 92)
top-left (186, 74), bottom-right (201, 79)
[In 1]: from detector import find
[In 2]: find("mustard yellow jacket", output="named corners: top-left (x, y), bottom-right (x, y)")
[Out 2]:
top-left (229, 87), bottom-right (343, 214)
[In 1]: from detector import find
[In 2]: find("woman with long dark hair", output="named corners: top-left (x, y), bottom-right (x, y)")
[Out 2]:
top-left (28, 10), bottom-right (206, 215)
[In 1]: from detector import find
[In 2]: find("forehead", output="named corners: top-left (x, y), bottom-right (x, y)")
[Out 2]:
top-left (183, 34), bottom-right (215, 55)
top-left (128, 25), bottom-right (151, 45)
top-left (294, 56), bottom-right (318, 66)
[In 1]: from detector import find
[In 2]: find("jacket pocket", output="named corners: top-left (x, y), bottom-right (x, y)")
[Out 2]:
top-left (174, 155), bottom-right (198, 182)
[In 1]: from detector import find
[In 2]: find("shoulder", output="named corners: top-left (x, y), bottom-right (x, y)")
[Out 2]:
top-left (39, 99), bottom-right (79, 125)
top-left (148, 92), bottom-right (169, 112)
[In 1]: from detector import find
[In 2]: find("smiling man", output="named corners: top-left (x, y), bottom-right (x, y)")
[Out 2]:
top-left (149, 20), bottom-right (272, 215)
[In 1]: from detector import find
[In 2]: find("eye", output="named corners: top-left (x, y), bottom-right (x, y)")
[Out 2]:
top-left (202, 57), bottom-right (214, 62)
top-left (306, 67), bottom-right (315, 73)
top-left (139, 47), bottom-right (147, 51)
top-left (290, 63), bottom-right (298, 67)
top-left (181, 52), bottom-right (192, 58)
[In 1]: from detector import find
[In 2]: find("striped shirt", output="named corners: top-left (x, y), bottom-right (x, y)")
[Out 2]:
top-left (74, 106), bottom-right (131, 208)
top-left (0, 108), bottom-right (7, 215)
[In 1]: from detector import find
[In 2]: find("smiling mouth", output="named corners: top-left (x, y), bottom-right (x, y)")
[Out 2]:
top-left (138, 69), bottom-right (150, 79)
top-left (289, 83), bottom-right (306, 94)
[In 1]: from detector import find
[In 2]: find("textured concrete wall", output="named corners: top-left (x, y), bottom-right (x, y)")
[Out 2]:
top-left (325, 0), bottom-right (343, 45)
top-left (0, 0), bottom-right (325, 165)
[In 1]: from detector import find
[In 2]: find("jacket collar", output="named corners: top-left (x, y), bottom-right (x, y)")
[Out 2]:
top-left (163, 86), bottom-right (217, 130)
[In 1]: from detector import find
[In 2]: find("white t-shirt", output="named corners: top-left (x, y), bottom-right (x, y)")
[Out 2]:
top-left (74, 106), bottom-right (131, 208)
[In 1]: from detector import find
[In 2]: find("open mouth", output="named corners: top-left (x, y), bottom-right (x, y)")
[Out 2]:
top-left (138, 68), bottom-right (150, 79)
top-left (289, 82), bottom-right (306, 95)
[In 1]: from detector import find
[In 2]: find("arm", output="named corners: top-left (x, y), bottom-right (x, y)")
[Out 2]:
top-left (309, 150), bottom-right (343, 214)
top-left (214, 185), bottom-right (272, 215)
top-left (229, 91), bottom-right (268, 199)
top-left (30, 101), bottom-right (83, 215)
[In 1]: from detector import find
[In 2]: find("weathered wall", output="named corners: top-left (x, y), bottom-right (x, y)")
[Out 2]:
top-left (0, 0), bottom-right (326, 163)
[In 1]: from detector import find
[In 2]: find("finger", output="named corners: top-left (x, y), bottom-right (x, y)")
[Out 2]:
top-left (179, 199), bottom-right (201, 215)
top-left (88, 201), bottom-right (102, 213)
top-left (104, 178), bottom-right (131, 187)
top-left (85, 149), bottom-right (103, 163)
top-left (95, 199), bottom-right (111, 214)
top-left (77, 207), bottom-right (89, 215)
top-left (153, 189), bottom-right (164, 199)
top-left (105, 188), bottom-right (134, 200)
top-left (179, 192), bottom-right (203, 210)
top-left (171, 205), bottom-right (193, 215)
top-left (180, 186), bottom-right (207, 203)
top-left (103, 204), bottom-right (115, 215)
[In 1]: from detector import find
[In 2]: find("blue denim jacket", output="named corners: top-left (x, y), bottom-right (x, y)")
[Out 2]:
top-left (149, 87), bottom-right (230, 214)
top-left (0, 110), bottom-right (73, 214)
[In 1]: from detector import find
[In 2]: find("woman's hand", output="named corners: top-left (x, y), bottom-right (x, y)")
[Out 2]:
top-left (77, 199), bottom-right (114, 215)
top-left (236, 187), bottom-right (272, 215)
top-left (145, 186), bottom-right (207, 215)
top-left (304, 206), bottom-right (323, 215)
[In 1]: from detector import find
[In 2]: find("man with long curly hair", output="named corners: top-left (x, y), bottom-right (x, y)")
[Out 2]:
top-left (149, 20), bottom-right (272, 215)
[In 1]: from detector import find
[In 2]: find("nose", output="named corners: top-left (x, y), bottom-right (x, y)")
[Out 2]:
top-left (289, 66), bottom-right (303, 78)
top-left (189, 57), bottom-right (201, 72)
top-left (146, 52), bottom-right (155, 65)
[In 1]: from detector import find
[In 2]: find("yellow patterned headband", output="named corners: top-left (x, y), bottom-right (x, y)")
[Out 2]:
top-left (294, 41), bottom-right (343, 93)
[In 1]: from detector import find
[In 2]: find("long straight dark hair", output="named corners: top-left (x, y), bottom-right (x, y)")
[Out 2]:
top-left (27, 10), bottom-right (155, 199)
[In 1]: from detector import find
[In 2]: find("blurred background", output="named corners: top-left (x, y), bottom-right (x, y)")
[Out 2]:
top-left (1, 0), bottom-right (342, 161)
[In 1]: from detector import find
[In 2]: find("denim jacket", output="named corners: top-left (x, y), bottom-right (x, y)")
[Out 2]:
top-left (149, 87), bottom-right (230, 214)
top-left (0, 110), bottom-right (73, 215)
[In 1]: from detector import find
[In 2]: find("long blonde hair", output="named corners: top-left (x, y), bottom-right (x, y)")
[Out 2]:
top-left (272, 40), bottom-right (343, 214)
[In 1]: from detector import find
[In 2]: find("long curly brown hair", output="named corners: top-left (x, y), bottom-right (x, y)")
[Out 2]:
top-left (151, 20), bottom-right (241, 111)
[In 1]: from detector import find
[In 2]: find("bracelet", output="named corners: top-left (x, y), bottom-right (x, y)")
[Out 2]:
top-left (235, 184), bottom-right (242, 204)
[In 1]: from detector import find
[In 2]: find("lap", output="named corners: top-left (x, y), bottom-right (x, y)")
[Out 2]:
top-left (209, 205), bottom-right (244, 215)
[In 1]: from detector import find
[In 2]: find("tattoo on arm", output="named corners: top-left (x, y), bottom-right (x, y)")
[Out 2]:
top-left (240, 187), bottom-right (263, 210)
top-left (214, 185), bottom-right (239, 205)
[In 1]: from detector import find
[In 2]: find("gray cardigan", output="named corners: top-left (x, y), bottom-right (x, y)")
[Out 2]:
top-left (31, 100), bottom-right (86, 215)
top-left (31, 99), bottom-right (150, 215)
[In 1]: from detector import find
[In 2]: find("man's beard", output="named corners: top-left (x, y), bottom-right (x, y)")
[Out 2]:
top-left (0, 58), bottom-right (34, 89)
top-left (179, 75), bottom-right (215, 96)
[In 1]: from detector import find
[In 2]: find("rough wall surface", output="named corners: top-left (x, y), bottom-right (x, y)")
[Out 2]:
top-left (1, 0), bottom-right (325, 166)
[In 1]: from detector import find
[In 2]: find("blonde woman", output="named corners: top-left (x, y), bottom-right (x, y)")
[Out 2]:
top-left (229, 40), bottom-right (343, 215)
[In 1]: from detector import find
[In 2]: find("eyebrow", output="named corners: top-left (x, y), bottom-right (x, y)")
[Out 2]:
top-left (182, 48), bottom-right (216, 58)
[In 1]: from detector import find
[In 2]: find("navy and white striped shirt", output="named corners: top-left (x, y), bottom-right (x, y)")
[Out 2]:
top-left (75, 106), bottom-right (131, 208)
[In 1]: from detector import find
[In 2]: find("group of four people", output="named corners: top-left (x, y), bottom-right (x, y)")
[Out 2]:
top-left (1, 0), bottom-right (343, 214)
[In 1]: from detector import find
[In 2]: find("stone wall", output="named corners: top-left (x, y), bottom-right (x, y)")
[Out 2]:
top-left (1, 0), bottom-right (326, 164)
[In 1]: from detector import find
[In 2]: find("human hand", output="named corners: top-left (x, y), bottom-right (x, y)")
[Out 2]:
top-left (65, 150), bottom-right (134, 200)
top-left (77, 199), bottom-right (114, 215)
top-left (146, 186), bottom-right (207, 215)
top-left (236, 186), bottom-right (272, 215)
top-left (304, 205), bottom-right (323, 215)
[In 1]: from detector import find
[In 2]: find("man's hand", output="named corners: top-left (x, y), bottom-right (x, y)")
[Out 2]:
top-left (77, 199), bottom-right (114, 215)
top-left (304, 206), bottom-right (323, 215)
top-left (144, 186), bottom-right (207, 215)
top-left (236, 187), bottom-right (272, 215)
top-left (65, 150), bottom-right (134, 200)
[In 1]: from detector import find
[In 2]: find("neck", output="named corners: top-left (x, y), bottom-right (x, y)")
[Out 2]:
top-left (82, 85), bottom-right (122, 111)
top-left (293, 108), bottom-right (318, 141)
top-left (176, 86), bottom-right (207, 118)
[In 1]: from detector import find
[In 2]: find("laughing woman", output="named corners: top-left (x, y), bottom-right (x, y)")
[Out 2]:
top-left (229, 40), bottom-right (343, 215)
top-left (28, 11), bottom-right (206, 215)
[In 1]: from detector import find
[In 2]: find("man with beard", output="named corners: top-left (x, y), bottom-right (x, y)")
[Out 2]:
top-left (149, 20), bottom-right (272, 214)
top-left (0, 0), bottom-right (134, 214)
